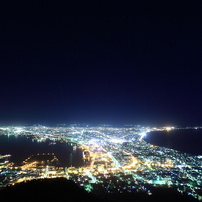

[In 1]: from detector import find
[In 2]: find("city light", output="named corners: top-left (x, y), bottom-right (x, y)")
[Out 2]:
top-left (0, 124), bottom-right (201, 200)
top-left (138, 132), bottom-right (147, 141)
top-left (165, 127), bottom-right (174, 131)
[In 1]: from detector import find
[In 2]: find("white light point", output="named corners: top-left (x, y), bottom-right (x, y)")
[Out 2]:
top-left (165, 126), bottom-right (174, 131)
top-left (139, 132), bottom-right (147, 141)
top-left (15, 127), bottom-right (24, 133)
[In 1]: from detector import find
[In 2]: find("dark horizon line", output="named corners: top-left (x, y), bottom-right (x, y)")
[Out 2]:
top-left (0, 121), bottom-right (201, 128)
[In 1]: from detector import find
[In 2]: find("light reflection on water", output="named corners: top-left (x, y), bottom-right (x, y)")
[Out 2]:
top-left (0, 135), bottom-right (84, 167)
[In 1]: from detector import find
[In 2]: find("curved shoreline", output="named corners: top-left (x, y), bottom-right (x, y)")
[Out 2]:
top-left (145, 129), bottom-right (202, 155)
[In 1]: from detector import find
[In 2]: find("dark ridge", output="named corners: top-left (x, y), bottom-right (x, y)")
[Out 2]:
top-left (0, 178), bottom-right (104, 202)
top-left (0, 178), bottom-right (197, 202)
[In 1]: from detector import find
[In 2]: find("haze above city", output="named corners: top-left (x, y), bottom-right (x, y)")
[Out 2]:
top-left (0, 1), bottom-right (201, 126)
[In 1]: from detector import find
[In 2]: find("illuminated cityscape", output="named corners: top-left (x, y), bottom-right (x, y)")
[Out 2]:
top-left (1, 1), bottom-right (202, 201)
top-left (0, 125), bottom-right (201, 200)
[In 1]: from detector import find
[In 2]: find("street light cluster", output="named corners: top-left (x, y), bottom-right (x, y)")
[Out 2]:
top-left (0, 125), bottom-right (201, 200)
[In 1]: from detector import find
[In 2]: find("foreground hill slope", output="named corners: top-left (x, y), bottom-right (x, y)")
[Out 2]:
top-left (0, 178), bottom-right (101, 202)
top-left (0, 178), bottom-right (197, 202)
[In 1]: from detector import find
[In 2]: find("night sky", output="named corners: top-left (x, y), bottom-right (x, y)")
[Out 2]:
top-left (0, 1), bottom-right (202, 126)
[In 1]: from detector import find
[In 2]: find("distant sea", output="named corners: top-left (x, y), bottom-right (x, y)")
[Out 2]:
top-left (0, 135), bottom-right (84, 167)
top-left (145, 129), bottom-right (202, 155)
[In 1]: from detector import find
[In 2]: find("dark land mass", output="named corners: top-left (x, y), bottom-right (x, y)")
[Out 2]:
top-left (146, 129), bottom-right (202, 155)
top-left (0, 178), bottom-right (197, 202)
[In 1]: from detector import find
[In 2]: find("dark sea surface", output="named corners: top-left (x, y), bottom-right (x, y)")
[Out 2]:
top-left (145, 129), bottom-right (202, 155)
top-left (0, 135), bottom-right (84, 167)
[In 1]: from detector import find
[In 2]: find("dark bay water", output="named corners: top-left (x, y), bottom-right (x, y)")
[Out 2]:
top-left (0, 135), bottom-right (84, 167)
top-left (145, 129), bottom-right (202, 155)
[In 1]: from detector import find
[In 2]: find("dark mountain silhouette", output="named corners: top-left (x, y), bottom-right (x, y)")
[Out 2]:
top-left (0, 178), bottom-right (197, 202)
top-left (0, 178), bottom-right (102, 202)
